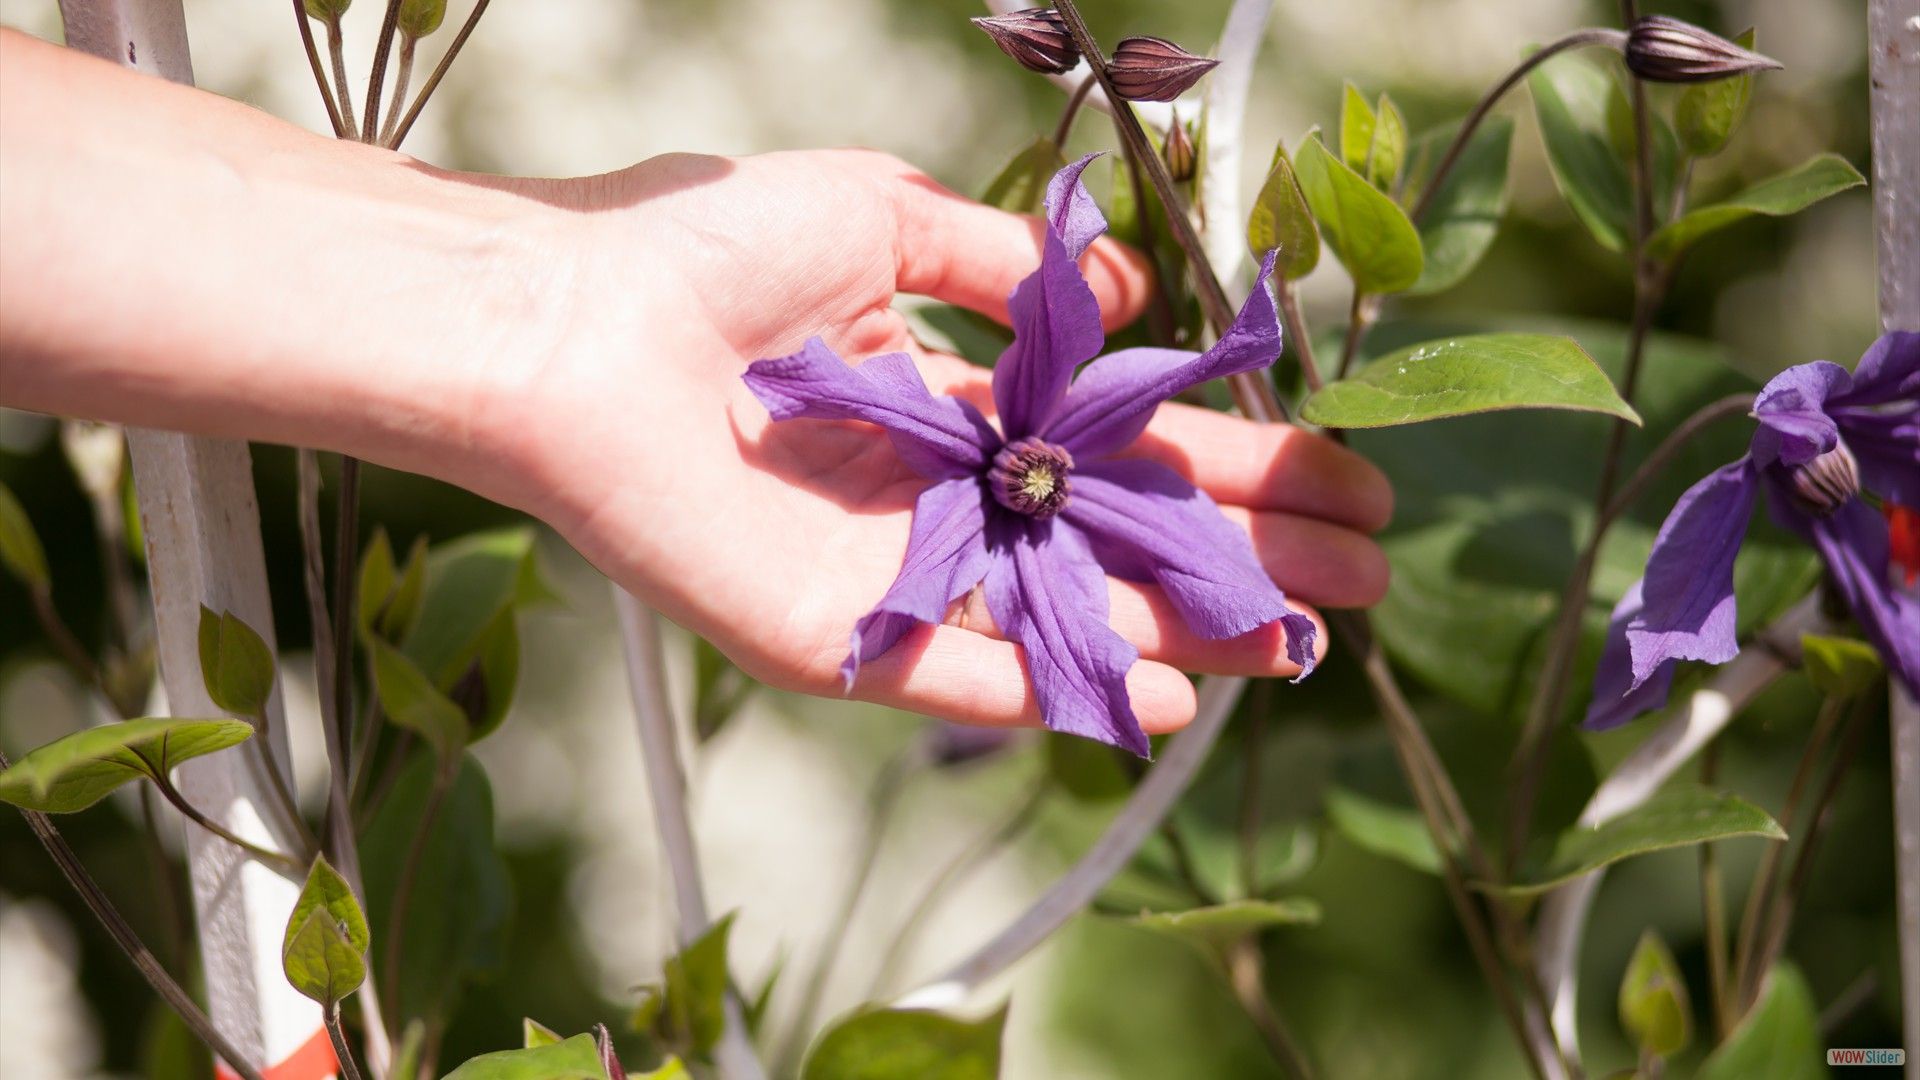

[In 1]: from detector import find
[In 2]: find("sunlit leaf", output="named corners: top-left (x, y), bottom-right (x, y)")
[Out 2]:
top-left (0, 717), bottom-right (252, 813)
top-left (1403, 117), bottom-right (1513, 295)
top-left (1647, 154), bottom-right (1865, 261)
top-left (1675, 29), bottom-right (1758, 156)
top-left (356, 529), bottom-right (397, 639)
top-left (662, 913), bottom-right (736, 1062)
top-left (1129, 898), bottom-right (1320, 962)
top-left (403, 527), bottom-right (549, 687)
top-left (196, 606), bottom-right (275, 717)
top-left (1338, 82), bottom-right (1375, 173)
top-left (1369, 93), bottom-right (1407, 191)
top-left (1618, 930), bottom-right (1691, 1060)
top-left (281, 856), bottom-right (368, 1006)
top-left (1292, 134), bottom-right (1424, 294)
top-left (803, 1007), bottom-right (1006, 1080)
top-left (522, 1017), bottom-right (564, 1049)
top-left (1246, 145), bottom-right (1320, 280)
top-left (1497, 784), bottom-right (1784, 895)
top-left (1530, 53), bottom-right (1632, 253)
top-left (369, 637), bottom-right (468, 758)
top-left (283, 855), bottom-right (369, 959)
top-left (1302, 333), bottom-right (1638, 428)
top-left (440, 1034), bottom-right (605, 1080)
top-left (1800, 633), bottom-right (1884, 699)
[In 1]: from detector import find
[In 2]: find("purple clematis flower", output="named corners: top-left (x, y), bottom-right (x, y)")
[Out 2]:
top-left (1585, 331), bottom-right (1920, 730)
top-left (743, 155), bottom-right (1315, 756)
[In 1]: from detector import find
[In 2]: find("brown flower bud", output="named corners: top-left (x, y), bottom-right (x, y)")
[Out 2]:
top-left (1107, 36), bottom-right (1218, 102)
top-left (1625, 16), bottom-right (1781, 83)
top-left (971, 8), bottom-right (1080, 75)
top-left (1162, 111), bottom-right (1196, 182)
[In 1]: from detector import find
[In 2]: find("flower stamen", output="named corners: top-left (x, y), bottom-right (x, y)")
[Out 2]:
top-left (1788, 439), bottom-right (1860, 516)
top-left (990, 436), bottom-right (1074, 518)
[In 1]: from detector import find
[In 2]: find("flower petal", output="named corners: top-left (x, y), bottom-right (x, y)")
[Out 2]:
top-left (1625, 460), bottom-right (1760, 688)
top-left (991, 157), bottom-right (1109, 441)
top-left (1584, 582), bottom-right (1679, 730)
top-left (1062, 458), bottom-right (1316, 677)
top-left (1047, 252), bottom-right (1283, 459)
top-left (745, 338), bottom-right (997, 479)
top-left (842, 477), bottom-right (995, 686)
top-left (982, 516), bottom-right (1149, 757)
top-left (1833, 406), bottom-right (1920, 506)
top-left (1832, 329), bottom-right (1920, 407)
top-left (1778, 495), bottom-right (1920, 701)
top-left (1750, 360), bottom-right (1847, 468)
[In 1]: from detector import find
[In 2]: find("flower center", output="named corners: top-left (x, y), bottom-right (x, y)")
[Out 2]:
top-left (1787, 439), bottom-right (1860, 516)
top-left (989, 436), bottom-right (1074, 518)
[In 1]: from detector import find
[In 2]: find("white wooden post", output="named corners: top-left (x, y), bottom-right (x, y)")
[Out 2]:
top-left (55, 4), bottom-right (332, 1077)
top-left (1867, 0), bottom-right (1920, 1057)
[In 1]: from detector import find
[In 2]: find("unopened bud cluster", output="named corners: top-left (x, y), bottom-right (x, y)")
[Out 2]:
top-left (971, 9), bottom-right (1219, 102)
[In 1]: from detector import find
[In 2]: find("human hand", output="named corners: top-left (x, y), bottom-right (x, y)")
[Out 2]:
top-left (481, 149), bottom-right (1394, 735)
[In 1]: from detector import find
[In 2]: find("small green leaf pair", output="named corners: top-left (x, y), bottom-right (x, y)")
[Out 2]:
top-left (282, 856), bottom-right (369, 1007)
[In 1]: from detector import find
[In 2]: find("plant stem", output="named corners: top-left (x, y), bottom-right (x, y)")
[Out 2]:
top-left (325, 15), bottom-right (358, 142)
top-left (332, 457), bottom-right (362, 772)
top-left (388, 0), bottom-right (494, 150)
top-left (148, 772), bottom-right (303, 873)
top-left (1407, 28), bottom-right (1627, 225)
top-left (1336, 292), bottom-right (1372, 380)
top-left (0, 749), bottom-right (267, 1080)
top-left (1505, 389), bottom-right (1752, 866)
top-left (328, 1004), bottom-right (367, 1080)
top-left (1275, 282), bottom-right (1323, 394)
top-left (1228, 937), bottom-right (1317, 1079)
top-left (1113, 129), bottom-right (1182, 346)
top-left (291, 1), bottom-right (345, 138)
top-left (362, 0), bottom-right (405, 144)
top-left (377, 37), bottom-right (416, 147)
top-left (1050, 0), bottom-right (1282, 423)
top-left (776, 750), bottom-right (916, 1073)
top-left (1051, 74), bottom-right (1097, 148)
top-left (1699, 742), bottom-right (1732, 1038)
top-left (379, 754), bottom-right (455, 1024)
top-left (869, 776), bottom-right (1049, 997)
top-left (27, 587), bottom-right (106, 700)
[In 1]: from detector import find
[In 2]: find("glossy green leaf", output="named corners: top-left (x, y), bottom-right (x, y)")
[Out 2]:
top-left (441, 1034), bottom-right (605, 1080)
top-left (662, 913), bottom-right (736, 1061)
top-left (1047, 734), bottom-right (1132, 802)
top-left (1324, 787), bottom-right (1442, 875)
top-left (981, 137), bottom-right (1066, 215)
top-left (370, 637), bottom-right (468, 758)
top-left (636, 1059), bottom-right (691, 1080)
top-left (1675, 29), bottom-right (1758, 156)
top-left (803, 1007), bottom-right (1006, 1080)
top-left (0, 717), bottom-right (252, 813)
top-left (1129, 899), bottom-right (1320, 961)
top-left (1695, 964), bottom-right (1822, 1080)
top-left (1338, 82), bottom-right (1375, 173)
top-left (361, 755), bottom-right (510, 1024)
top-left (1369, 93), bottom-right (1407, 190)
top-left (1246, 146), bottom-right (1320, 279)
top-left (1500, 784), bottom-right (1784, 895)
top-left (0, 482), bottom-right (49, 590)
top-left (522, 1018), bottom-right (564, 1049)
top-left (283, 855), bottom-right (369, 964)
top-left (403, 527), bottom-right (549, 688)
top-left (1301, 333), bottom-right (1638, 429)
top-left (1404, 117), bottom-right (1513, 295)
top-left (282, 909), bottom-right (365, 1006)
top-left (1800, 633), bottom-right (1884, 699)
top-left (1292, 135), bottom-right (1424, 294)
top-left (1618, 930), bottom-right (1690, 1060)
top-left (1530, 53), bottom-right (1632, 253)
top-left (196, 606), bottom-right (275, 717)
top-left (1648, 154), bottom-right (1865, 261)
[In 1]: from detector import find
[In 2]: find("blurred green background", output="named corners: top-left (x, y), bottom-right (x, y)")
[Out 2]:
top-left (0, 0), bottom-right (1897, 1076)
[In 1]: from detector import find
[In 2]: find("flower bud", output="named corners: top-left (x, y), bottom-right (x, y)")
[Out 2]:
top-left (1162, 111), bottom-right (1196, 182)
top-left (971, 8), bottom-right (1080, 75)
top-left (303, 0), bottom-right (350, 20)
top-left (1787, 440), bottom-right (1860, 516)
top-left (1625, 16), bottom-right (1781, 83)
top-left (1107, 36), bottom-right (1218, 102)
top-left (399, 0), bottom-right (446, 37)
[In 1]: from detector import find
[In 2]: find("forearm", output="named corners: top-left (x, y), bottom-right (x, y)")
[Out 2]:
top-left (0, 31), bottom-right (571, 496)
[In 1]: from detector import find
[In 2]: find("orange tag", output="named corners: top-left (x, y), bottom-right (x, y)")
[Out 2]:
top-left (214, 1026), bottom-right (336, 1080)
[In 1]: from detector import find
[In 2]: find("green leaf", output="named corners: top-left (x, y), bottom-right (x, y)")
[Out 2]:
top-left (1369, 93), bottom-right (1407, 191)
top-left (1604, 75), bottom-right (1680, 218)
top-left (1047, 734), bottom-right (1133, 802)
top-left (522, 1018), bottom-right (564, 1049)
top-left (1324, 787), bottom-right (1442, 875)
top-left (0, 717), bottom-right (253, 813)
top-left (0, 481), bottom-right (50, 590)
top-left (1246, 146), bottom-right (1320, 280)
top-left (441, 1035), bottom-right (605, 1080)
top-left (1301, 333), bottom-right (1639, 429)
top-left (1129, 899), bottom-right (1320, 962)
top-left (662, 913), bottom-right (736, 1061)
top-left (356, 529), bottom-right (396, 638)
top-left (1695, 964), bottom-right (1822, 1080)
top-left (1338, 82), bottom-right (1376, 173)
top-left (803, 1007), bottom-right (1006, 1080)
top-left (283, 855), bottom-right (370, 961)
top-left (1530, 52), bottom-right (1633, 253)
top-left (635, 1059), bottom-right (691, 1080)
top-left (282, 909), bottom-right (365, 1007)
top-left (1618, 930), bottom-right (1691, 1060)
top-left (1648, 154), bottom-right (1865, 261)
top-left (382, 534), bottom-right (430, 643)
top-left (360, 754), bottom-right (510, 1026)
top-left (403, 527), bottom-right (549, 688)
top-left (1404, 116), bottom-right (1513, 295)
top-left (1675, 29), bottom-right (1758, 156)
top-left (1499, 784), bottom-right (1785, 896)
top-left (391, 1021), bottom-right (426, 1080)
top-left (981, 137), bottom-right (1066, 215)
top-left (196, 606), bottom-right (276, 717)
top-left (1292, 134), bottom-right (1424, 294)
top-left (369, 637), bottom-right (468, 758)
top-left (1800, 633), bottom-right (1884, 699)
top-left (464, 611), bottom-right (520, 742)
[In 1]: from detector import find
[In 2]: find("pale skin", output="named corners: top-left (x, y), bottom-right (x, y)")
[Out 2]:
top-left (0, 31), bottom-right (1391, 737)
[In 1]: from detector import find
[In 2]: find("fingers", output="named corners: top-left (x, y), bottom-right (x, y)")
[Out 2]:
top-left (1222, 505), bottom-right (1393, 609)
top-left (851, 151), bottom-right (1151, 332)
top-left (847, 622), bottom-right (1198, 735)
